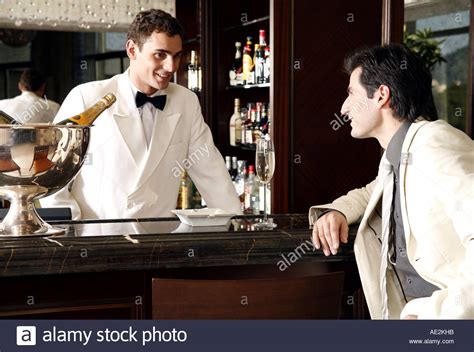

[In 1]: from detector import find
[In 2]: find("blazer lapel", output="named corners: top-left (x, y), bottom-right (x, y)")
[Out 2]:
top-left (133, 110), bottom-right (181, 190)
top-left (399, 119), bottom-right (429, 249)
top-left (111, 73), bottom-right (147, 168)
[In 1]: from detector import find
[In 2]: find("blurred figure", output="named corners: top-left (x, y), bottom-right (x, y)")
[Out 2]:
top-left (0, 68), bottom-right (60, 123)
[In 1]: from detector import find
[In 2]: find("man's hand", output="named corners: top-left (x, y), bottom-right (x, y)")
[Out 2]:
top-left (403, 315), bottom-right (418, 320)
top-left (312, 211), bottom-right (349, 256)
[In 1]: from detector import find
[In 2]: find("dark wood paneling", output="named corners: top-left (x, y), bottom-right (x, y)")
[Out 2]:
top-left (291, 0), bottom-right (386, 213)
top-left (0, 272), bottom-right (145, 319)
top-left (152, 272), bottom-right (344, 319)
top-left (271, 0), bottom-right (291, 213)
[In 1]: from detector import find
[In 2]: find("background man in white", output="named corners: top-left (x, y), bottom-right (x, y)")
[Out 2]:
top-left (310, 44), bottom-right (473, 319)
top-left (42, 9), bottom-right (240, 219)
top-left (0, 68), bottom-right (59, 123)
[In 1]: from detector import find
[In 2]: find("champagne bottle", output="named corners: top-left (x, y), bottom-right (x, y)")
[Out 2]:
top-left (229, 98), bottom-right (241, 146)
top-left (229, 42), bottom-right (243, 86)
top-left (56, 93), bottom-right (116, 125)
top-left (0, 110), bottom-right (17, 124)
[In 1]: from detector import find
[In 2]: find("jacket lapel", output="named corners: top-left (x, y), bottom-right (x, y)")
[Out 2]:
top-left (111, 72), bottom-right (147, 168)
top-left (133, 110), bottom-right (181, 190)
top-left (399, 119), bottom-right (429, 249)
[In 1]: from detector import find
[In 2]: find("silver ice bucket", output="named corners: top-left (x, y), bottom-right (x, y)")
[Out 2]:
top-left (0, 125), bottom-right (90, 237)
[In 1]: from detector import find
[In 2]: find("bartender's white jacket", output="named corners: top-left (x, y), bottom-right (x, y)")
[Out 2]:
top-left (0, 91), bottom-right (60, 123)
top-left (41, 71), bottom-right (241, 219)
top-left (309, 119), bottom-right (474, 319)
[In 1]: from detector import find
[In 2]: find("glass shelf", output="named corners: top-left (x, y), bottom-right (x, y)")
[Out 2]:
top-left (226, 83), bottom-right (270, 90)
top-left (222, 16), bottom-right (270, 32)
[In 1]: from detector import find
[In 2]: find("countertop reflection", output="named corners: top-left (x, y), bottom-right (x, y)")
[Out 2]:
top-left (0, 214), bottom-right (356, 278)
top-left (57, 214), bottom-right (309, 237)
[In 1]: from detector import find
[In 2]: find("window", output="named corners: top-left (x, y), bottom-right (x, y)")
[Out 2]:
top-left (405, 0), bottom-right (471, 132)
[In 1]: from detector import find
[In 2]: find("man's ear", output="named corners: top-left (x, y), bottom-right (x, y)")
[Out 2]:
top-left (126, 39), bottom-right (138, 60)
top-left (376, 85), bottom-right (391, 108)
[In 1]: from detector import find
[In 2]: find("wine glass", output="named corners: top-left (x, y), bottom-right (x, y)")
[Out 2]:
top-left (254, 136), bottom-right (277, 229)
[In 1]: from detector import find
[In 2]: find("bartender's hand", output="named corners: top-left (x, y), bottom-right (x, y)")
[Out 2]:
top-left (312, 211), bottom-right (348, 256)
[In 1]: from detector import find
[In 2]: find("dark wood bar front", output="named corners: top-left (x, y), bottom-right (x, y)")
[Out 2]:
top-left (0, 215), bottom-right (365, 319)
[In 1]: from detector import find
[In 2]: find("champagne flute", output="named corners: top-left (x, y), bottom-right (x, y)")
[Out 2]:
top-left (255, 136), bottom-right (277, 229)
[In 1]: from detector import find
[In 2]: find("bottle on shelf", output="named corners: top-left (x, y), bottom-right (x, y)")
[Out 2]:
top-left (233, 160), bottom-right (247, 211)
top-left (244, 164), bottom-right (258, 214)
top-left (255, 29), bottom-right (270, 84)
top-left (264, 45), bottom-right (271, 83)
top-left (242, 36), bottom-right (254, 85)
top-left (261, 103), bottom-right (269, 135)
top-left (229, 42), bottom-right (243, 86)
top-left (241, 103), bottom-right (254, 146)
top-left (231, 156), bottom-right (238, 180)
top-left (57, 93), bottom-right (116, 125)
top-left (229, 98), bottom-right (241, 147)
top-left (252, 102), bottom-right (263, 141)
top-left (187, 50), bottom-right (200, 92)
top-left (225, 156), bottom-right (232, 178)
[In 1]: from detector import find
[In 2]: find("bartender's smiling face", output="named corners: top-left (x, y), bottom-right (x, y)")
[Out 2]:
top-left (340, 67), bottom-right (385, 139)
top-left (126, 31), bottom-right (183, 95)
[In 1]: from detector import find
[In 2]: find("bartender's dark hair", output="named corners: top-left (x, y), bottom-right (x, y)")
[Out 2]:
top-left (344, 44), bottom-right (438, 122)
top-left (127, 9), bottom-right (185, 49)
top-left (19, 68), bottom-right (45, 92)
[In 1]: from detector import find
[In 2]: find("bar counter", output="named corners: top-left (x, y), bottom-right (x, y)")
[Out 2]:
top-left (0, 214), bottom-right (364, 319)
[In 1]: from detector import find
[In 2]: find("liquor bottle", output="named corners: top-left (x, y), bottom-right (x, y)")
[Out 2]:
top-left (231, 156), bottom-right (238, 180)
top-left (264, 45), bottom-right (271, 83)
top-left (261, 103), bottom-right (269, 135)
top-left (235, 106), bottom-right (243, 145)
top-left (176, 170), bottom-right (192, 209)
top-left (252, 102), bottom-right (263, 142)
top-left (187, 50), bottom-right (198, 91)
top-left (0, 110), bottom-right (17, 124)
top-left (255, 46), bottom-right (265, 84)
top-left (229, 98), bottom-right (241, 146)
top-left (241, 103), bottom-right (253, 145)
top-left (197, 53), bottom-right (202, 92)
top-left (244, 164), bottom-right (257, 214)
top-left (256, 30), bottom-right (268, 84)
top-left (57, 93), bottom-right (116, 125)
top-left (242, 36), bottom-right (254, 85)
top-left (233, 160), bottom-right (247, 211)
top-left (229, 42), bottom-right (243, 86)
top-left (245, 106), bottom-right (256, 145)
top-left (225, 156), bottom-right (232, 178)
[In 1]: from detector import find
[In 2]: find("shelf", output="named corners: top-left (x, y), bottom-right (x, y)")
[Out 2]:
top-left (232, 144), bottom-right (256, 152)
top-left (226, 83), bottom-right (270, 90)
top-left (183, 35), bottom-right (201, 45)
top-left (222, 16), bottom-right (270, 32)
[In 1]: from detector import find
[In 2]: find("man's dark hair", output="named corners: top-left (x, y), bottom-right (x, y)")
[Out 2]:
top-left (127, 9), bottom-right (185, 50)
top-left (344, 44), bottom-right (438, 122)
top-left (19, 68), bottom-right (45, 92)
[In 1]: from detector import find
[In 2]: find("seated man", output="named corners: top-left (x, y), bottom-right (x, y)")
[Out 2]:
top-left (310, 44), bottom-right (473, 319)
top-left (41, 9), bottom-right (240, 219)
top-left (0, 68), bottom-right (60, 123)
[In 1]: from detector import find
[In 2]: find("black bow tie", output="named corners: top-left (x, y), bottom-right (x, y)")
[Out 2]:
top-left (135, 91), bottom-right (167, 110)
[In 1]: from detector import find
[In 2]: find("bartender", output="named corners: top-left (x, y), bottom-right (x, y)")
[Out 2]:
top-left (41, 9), bottom-right (240, 219)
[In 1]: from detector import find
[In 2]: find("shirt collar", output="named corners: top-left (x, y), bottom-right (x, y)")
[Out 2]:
top-left (386, 120), bottom-right (412, 169)
top-left (127, 71), bottom-right (162, 100)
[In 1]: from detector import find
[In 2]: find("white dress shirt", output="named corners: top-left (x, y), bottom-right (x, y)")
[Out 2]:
top-left (128, 82), bottom-right (163, 147)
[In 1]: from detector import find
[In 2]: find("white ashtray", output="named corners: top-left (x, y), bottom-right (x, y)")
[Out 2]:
top-left (171, 208), bottom-right (236, 227)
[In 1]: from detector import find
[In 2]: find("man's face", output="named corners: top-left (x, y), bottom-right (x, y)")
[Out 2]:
top-left (340, 67), bottom-right (382, 139)
top-left (127, 31), bottom-right (183, 94)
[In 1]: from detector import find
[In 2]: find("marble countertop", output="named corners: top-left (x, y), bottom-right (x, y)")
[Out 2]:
top-left (0, 214), bottom-right (356, 278)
